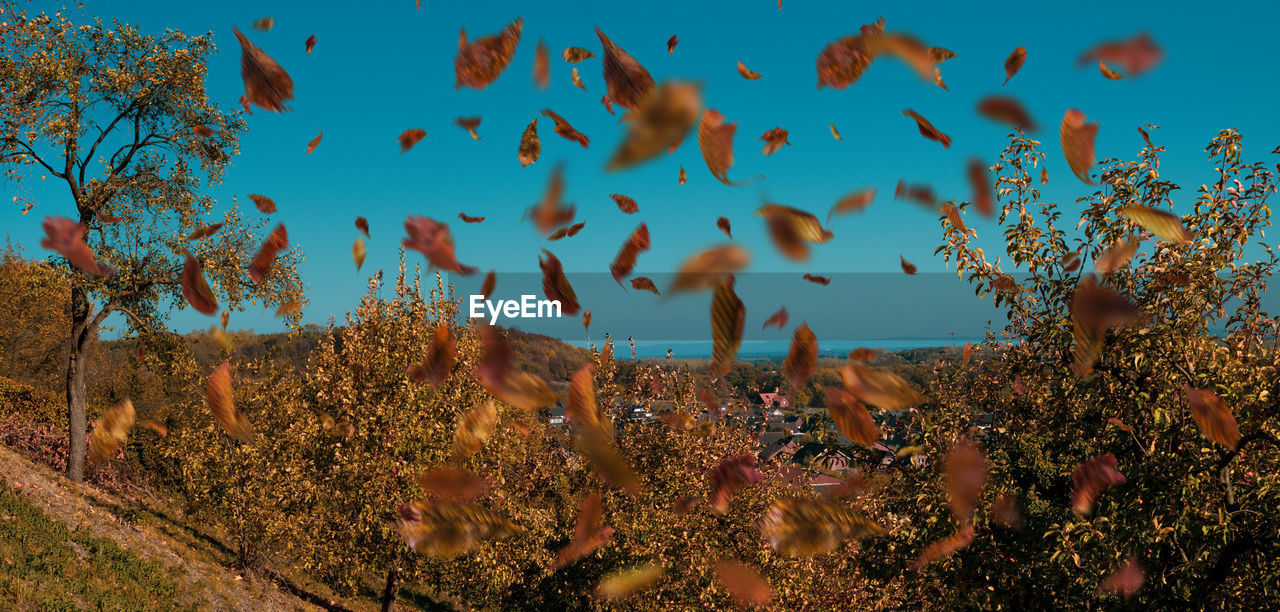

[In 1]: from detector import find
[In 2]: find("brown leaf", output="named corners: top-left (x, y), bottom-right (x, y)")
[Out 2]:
top-left (233, 27), bottom-right (294, 113)
top-left (902, 109), bottom-right (950, 148)
top-left (455, 116), bottom-right (482, 140)
top-left (304, 34), bottom-right (316, 54)
top-left (455, 17), bottom-right (523, 89)
top-left (251, 16), bottom-right (273, 31)
top-left (816, 19), bottom-right (883, 89)
top-left (40, 216), bottom-right (111, 276)
top-left (403, 216), bottom-right (478, 276)
top-left (248, 224), bottom-right (288, 284)
top-left (306, 132), bottom-right (322, 154)
top-left (1098, 61), bottom-right (1124, 80)
top-left (88, 399), bottom-right (135, 465)
top-left (825, 387), bottom-right (879, 447)
top-left (1099, 558), bottom-right (1144, 599)
top-left (610, 224), bottom-right (651, 284)
top-left (418, 466), bottom-right (489, 501)
top-left (140, 419), bottom-right (168, 437)
top-left (1119, 206), bottom-right (1191, 243)
top-left (541, 109), bottom-right (589, 148)
top-left (395, 500), bottom-right (521, 557)
top-left (716, 216), bottom-right (732, 239)
top-left (802, 273), bottom-right (830, 285)
top-left (678, 165), bottom-right (687, 184)
top-left (553, 492), bottom-right (613, 569)
top-left (710, 277), bottom-right (746, 376)
top-left (350, 236), bottom-right (367, 270)
top-left (670, 244), bottom-right (749, 294)
top-left (990, 493), bottom-right (1024, 529)
top-left (458, 213), bottom-right (485, 223)
top-left (976, 96), bottom-right (1038, 131)
top-left (518, 118), bottom-right (541, 167)
top-left (579, 430), bottom-right (642, 496)
top-left (220, 310), bottom-right (230, 329)
top-left (1060, 109), bottom-right (1099, 183)
top-left (1071, 454), bottom-right (1126, 515)
top-left (187, 223), bottom-right (224, 241)
top-left (596, 564), bottom-right (665, 600)
top-left (762, 307), bottom-right (788, 330)
top-left (895, 179), bottom-right (937, 209)
top-left (539, 249), bottom-right (580, 315)
top-left (570, 67), bottom-right (587, 91)
top-left (1184, 386), bottom-right (1241, 449)
top-left (945, 440), bottom-right (988, 521)
top-left (421, 323), bottom-right (457, 387)
top-left (967, 158), bottom-right (995, 217)
top-left (1079, 33), bottom-right (1161, 77)
top-left (758, 127), bottom-right (790, 156)
top-left (398, 128), bottom-right (427, 153)
top-left (193, 125), bottom-right (215, 138)
top-left (248, 194), bottom-right (276, 214)
top-left (631, 277), bottom-right (660, 295)
top-left (708, 455), bottom-right (763, 514)
top-left (595, 27), bottom-right (654, 111)
top-left (476, 326), bottom-right (556, 411)
top-left (567, 364), bottom-right (606, 434)
top-left (610, 194), bottom-right (639, 213)
top-left (941, 202), bottom-right (968, 234)
top-left (911, 525), bottom-right (975, 569)
top-left (840, 363), bottom-right (922, 410)
top-left (529, 164), bottom-right (576, 235)
top-left (582, 310), bottom-right (591, 331)
top-left (1003, 46), bottom-right (1026, 86)
top-left (533, 38), bottom-right (550, 89)
top-left (962, 342), bottom-right (974, 366)
top-left (479, 270), bottom-right (497, 301)
top-left (181, 252), bottom-right (218, 315)
top-left (699, 109), bottom-right (761, 185)
top-left (783, 323), bottom-right (817, 390)
top-left (848, 348), bottom-right (876, 362)
top-left (607, 82), bottom-right (702, 171)
top-left (758, 204), bottom-right (833, 261)
top-left (1071, 277), bottom-right (1140, 376)
top-left (207, 361), bottom-right (253, 443)
top-left (667, 35), bottom-right (678, 54)
top-left (1041, 167), bottom-right (1049, 185)
top-left (1095, 237), bottom-right (1139, 274)
top-left (736, 60), bottom-right (762, 80)
top-left (562, 47), bottom-right (595, 63)
top-left (355, 217), bottom-right (370, 238)
top-left (829, 123), bottom-right (843, 140)
top-left (715, 560), bottom-right (773, 607)
top-left (274, 300), bottom-right (300, 318)
top-left (828, 188), bottom-right (876, 220)
top-left (760, 498), bottom-right (883, 556)
top-left (452, 400), bottom-right (498, 461)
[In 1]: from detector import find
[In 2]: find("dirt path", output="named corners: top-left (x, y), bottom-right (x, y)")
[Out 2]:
top-left (0, 444), bottom-right (321, 611)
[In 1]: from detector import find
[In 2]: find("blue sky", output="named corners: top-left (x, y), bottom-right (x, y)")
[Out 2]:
top-left (5, 0), bottom-right (1280, 339)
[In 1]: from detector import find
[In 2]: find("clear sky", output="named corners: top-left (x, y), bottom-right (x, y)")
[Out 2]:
top-left (5, 0), bottom-right (1280, 339)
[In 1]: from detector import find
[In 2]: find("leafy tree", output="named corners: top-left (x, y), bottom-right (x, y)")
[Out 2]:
top-left (0, 241), bottom-right (69, 391)
top-left (0, 4), bottom-right (303, 481)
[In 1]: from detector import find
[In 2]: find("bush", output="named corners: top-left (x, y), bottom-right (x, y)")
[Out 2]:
top-left (0, 375), bottom-right (62, 426)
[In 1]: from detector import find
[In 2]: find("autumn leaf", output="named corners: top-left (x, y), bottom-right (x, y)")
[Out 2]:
top-left (848, 348), bottom-right (876, 362)
top-left (455, 17), bottom-right (523, 89)
top-left (1060, 109), bottom-right (1099, 183)
top-left (802, 273), bottom-right (830, 285)
top-left (354, 217), bottom-right (369, 238)
top-left (402, 216), bottom-right (478, 276)
top-left (251, 16), bottom-right (273, 31)
top-left (670, 244), bottom-right (749, 294)
top-left (233, 26), bottom-right (294, 113)
top-left (903, 109), bottom-right (950, 148)
top-left (700, 109), bottom-right (761, 185)
top-left (452, 400), bottom-right (498, 461)
top-left (840, 362), bottom-right (922, 410)
top-left (579, 431), bottom-right (642, 496)
top-left (40, 216), bottom-right (112, 276)
top-left (595, 27), bottom-right (654, 111)
top-left (304, 34), bottom-right (316, 54)
top-left (828, 188), bottom-right (876, 221)
top-left (762, 307), bottom-right (788, 330)
top-left (562, 47), bottom-right (595, 63)
top-left (1095, 237), bottom-right (1139, 274)
top-left (607, 82), bottom-right (702, 171)
top-left (398, 128), bottom-right (427, 153)
top-left (220, 311), bottom-right (230, 329)
top-left (736, 60), bottom-right (762, 80)
top-left (631, 277), bottom-right (660, 295)
top-left (967, 158), bottom-right (995, 217)
top-left (758, 204), bottom-right (833, 261)
top-left (396, 500), bottom-right (522, 557)
top-left (418, 466), bottom-right (490, 501)
top-left (783, 323), bottom-right (817, 390)
top-left (1071, 454), bottom-right (1126, 515)
top-left (552, 491), bottom-right (614, 570)
top-left (911, 526), bottom-right (975, 570)
top-left (88, 399), bottom-right (135, 465)
top-left (1071, 276), bottom-right (1140, 376)
top-left (248, 224), bottom-right (288, 284)
top-left (529, 163), bottom-right (576, 234)
top-left (829, 123), bottom-right (843, 140)
top-left (306, 132), bottom-right (322, 154)
top-left (187, 223), bottom-right (224, 242)
top-left (541, 109), bottom-right (589, 148)
top-left (758, 127), bottom-right (790, 156)
top-left (715, 560), bottom-right (773, 607)
top-left (977, 96), bottom-right (1038, 131)
top-left (1099, 558), bottom-right (1144, 599)
top-left (476, 326), bottom-right (556, 411)
top-left (248, 194), bottom-right (276, 213)
top-left (458, 213), bottom-right (485, 223)
top-left (351, 238), bottom-right (365, 271)
top-left (609, 194), bottom-right (639, 214)
top-left (825, 387), bottom-right (879, 448)
top-left (207, 361), bottom-right (253, 442)
top-left (708, 455), bottom-right (763, 514)
top-left (420, 323), bottom-right (456, 387)
top-left (711, 276), bottom-right (746, 376)
top-left (479, 270), bottom-right (496, 301)
top-left (667, 35), bottom-right (678, 54)
top-left (1184, 386), bottom-right (1242, 448)
top-left (1119, 205), bottom-right (1192, 243)
top-left (1003, 46), bottom-right (1026, 85)
top-left (455, 116), bottom-right (482, 140)
top-left (596, 564), bottom-right (665, 600)
top-left (535, 249), bottom-right (579, 315)
top-left (760, 498), bottom-right (883, 556)
top-left (945, 440), bottom-right (987, 521)
top-left (533, 38), bottom-right (550, 89)
top-left (608, 223), bottom-right (651, 284)
top-left (570, 67), bottom-right (587, 91)
top-left (181, 252), bottom-right (218, 315)
top-left (899, 255), bottom-right (917, 275)
top-left (678, 165), bottom-right (687, 184)
top-left (518, 118), bottom-right (541, 167)
top-left (1079, 33), bottom-right (1161, 76)
top-left (716, 216), bottom-right (732, 239)
top-left (1098, 61), bottom-right (1124, 80)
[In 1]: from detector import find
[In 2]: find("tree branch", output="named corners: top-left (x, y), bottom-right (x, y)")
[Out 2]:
top-left (78, 97), bottom-right (142, 186)
top-left (0, 137), bottom-right (64, 178)
top-left (1216, 430), bottom-right (1280, 470)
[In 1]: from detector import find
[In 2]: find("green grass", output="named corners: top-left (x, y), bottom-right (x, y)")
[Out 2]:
top-left (0, 482), bottom-right (195, 611)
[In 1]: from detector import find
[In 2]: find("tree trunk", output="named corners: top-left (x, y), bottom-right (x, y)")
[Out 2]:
top-left (65, 283), bottom-right (90, 483)
top-left (380, 561), bottom-right (400, 612)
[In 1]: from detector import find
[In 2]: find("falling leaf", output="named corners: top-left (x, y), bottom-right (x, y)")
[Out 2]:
top-left (579, 430), bottom-right (642, 495)
top-left (220, 310), bottom-right (230, 329)
top-left (455, 116), bottom-right (482, 140)
top-left (181, 252), bottom-right (218, 315)
top-left (757, 204), bottom-right (833, 261)
top-left (816, 19), bottom-right (947, 90)
top-left (990, 494), bottom-right (1024, 529)
top-left (828, 188), bottom-right (876, 220)
top-left (418, 466), bottom-right (489, 501)
top-left (911, 526), bottom-right (975, 569)
top-left (571, 67), bottom-right (587, 90)
top-left (1003, 46), bottom-right (1026, 85)
top-left (518, 118), bottom-right (541, 167)
top-left (193, 125), bottom-right (215, 138)
top-left (1184, 386), bottom-right (1241, 449)
top-left (541, 109), bottom-right (589, 147)
top-left (1071, 276), bottom-right (1140, 376)
top-left (759, 498), bottom-right (883, 556)
top-left (304, 34), bottom-right (316, 54)
top-left (562, 47), bottom-right (595, 63)
top-left (596, 27), bottom-right (654, 111)
top-left (476, 326), bottom-right (556, 411)
top-left (596, 564), bottom-right (665, 600)
top-left (453, 400), bottom-right (498, 461)
top-left (398, 128), bottom-right (427, 153)
top-left (274, 300), bottom-right (300, 318)
top-left (610, 194), bottom-right (639, 214)
top-left (899, 255), bottom-right (917, 275)
top-left (1060, 109), bottom-right (1099, 183)
top-left (670, 244), bottom-right (749, 293)
top-left (140, 420), bottom-right (168, 437)
top-left (631, 277), bottom-right (660, 295)
top-left (251, 16), bottom-right (273, 31)
top-left (1079, 33), bottom-right (1161, 77)
top-left (802, 273), bottom-right (830, 285)
top-left (40, 216), bottom-right (112, 276)
top-left (840, 363), bottom-right (922, 410)
top-left (533, 38), bottom-right (550, 89)
top-left (1099, 558), bottom-right (1145, 599)
top-left (530, 164), bottom-right (575, 234)
top-left (458, 213), bottom-right (485, 223)
top-left (1098, 61), bottom-right (1124, 80)
top-left (699, 109), bottom-right (761, 185)
top-left (945, 440), bottom-right (987, 521)
top-left (1071, 454), bottom-right (1126, 515)
top-left (762, 307), bottom-right (788, 330)
top-left (355, 217), bottom-right (370, 238)
top-left (403, 216), bottom-right (478, 275)
top-left (829, 123), bottom-right (843, 140)
top-left (540, 249), bottom-right (580, 314)
top-left (207, 362), bottom-right (253, 442)
top-left (903, 109), bottom-right (950, 148)
top-left (737, 60), bottom-right (762, 80)
top-left (306, 132), bottom-right (322, 154)
top-left (583, 310), bottom-right (591, 331)
top-left (607, 82), bottom-right (702, 171)
top-left (552, 492), bottom-right (614, 569)
top-left (1041, 167), bottom-right (1049, 185)
top-left (248, 224), bottom-right (288, 284)
top-left (848, 348), bottom-right (876, 362)
top-left (967, 159), bottom-right (995, 217)
top-left (248, 194), bottom-right (276, 214)
top-left (478, 271), bottom-right (497, 301)
top-left (715, 560), bottom-right (773, 607)
top-left (678, 165), bottom-right (687, 184)
top-left (710, 277), bottom-right (746, 376)
top-left (1095, 237), bottom-right (1139, 274)
top-left (396, 500), bottom-right (521, 557)
top-left (455, 17), bottom-right (523, 89)
top-left (708, 455), bottom-right (763, 514)
top-left (716, 216), bottom-right (732, 239)
top-left (1118, 206), bottom-right (1191, 243)
top-left (600, 95), bottom-right (615, 115)
top-left (610, 224), bottom-right (651, 284)
top-left (88, 399), bottom-right (135, 465)
top-left (758, 127), bottom-right (790, 156)
top-left (825, 387), bottom-right (879, 447)
top-left (420, 323), bottom-right (457, 387)
top-left (976, 96), bottom-right (1038, 131)
top-left (783, 323), bottom-right (817, 390)
top-left (667, 35), bottom-right (679, 54)
top-left (351, 238), bottom-right (366, 271)
top-left (962, 342), bottom-right (974, 366)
